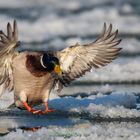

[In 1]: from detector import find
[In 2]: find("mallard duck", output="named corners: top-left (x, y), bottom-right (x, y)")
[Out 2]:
top-left (0, 20), bottom-right (121, 114)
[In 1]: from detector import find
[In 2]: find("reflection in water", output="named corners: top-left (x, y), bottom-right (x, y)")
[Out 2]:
top-left (0, 126), bottom-right (42, 136)
top-left (0, 114), bottom-right (85, 134)
top-left (20, 126), bottom-right (42, 132)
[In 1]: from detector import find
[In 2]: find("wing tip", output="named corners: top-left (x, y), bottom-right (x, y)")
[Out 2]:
top-left (109, 23), bottom-right (112, 29)
top-left (117, 47), bottom-right (122, 52)
top-left (13, 19), bottom-right (17, 29)
top-left (103, 22), bottom-right (106, 28)
top-left (96, 23), bottom-right (120, 43)
top-left (118, 39), bottom-right (122, 43)
top-left (14, 19), bottom-right (17, 24)
top-left (0, 20), bottom-right (19, 48)
top-left (115, 39), bottom-right (122, 46)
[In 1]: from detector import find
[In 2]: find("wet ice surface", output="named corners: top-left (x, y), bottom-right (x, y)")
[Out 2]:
top-left (0, 0), bottom-right (140, 139)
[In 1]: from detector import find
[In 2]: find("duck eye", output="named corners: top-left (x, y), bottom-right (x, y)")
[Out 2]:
top-left (51, 57), bottom-right (59, 64)
top-left (51, 61), bottom-right (55, 65)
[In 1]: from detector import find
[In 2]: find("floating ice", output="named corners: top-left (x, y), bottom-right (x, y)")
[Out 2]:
top-left (93, 91), bottom-right (137, 108)
top-left (49, 91), bottom-right (139, 118)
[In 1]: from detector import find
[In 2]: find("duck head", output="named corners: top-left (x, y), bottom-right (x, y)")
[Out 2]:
top-left (40, 53), bottom-right (62, 74)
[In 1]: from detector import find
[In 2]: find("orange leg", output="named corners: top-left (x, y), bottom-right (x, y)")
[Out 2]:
top-left (23, 102), bottom-right (43, 114)
top-left (43, 101), bottom-right (56, 113)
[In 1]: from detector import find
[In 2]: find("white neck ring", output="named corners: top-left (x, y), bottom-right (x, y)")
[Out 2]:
top-left (40, 55), bottom-right (47, 68)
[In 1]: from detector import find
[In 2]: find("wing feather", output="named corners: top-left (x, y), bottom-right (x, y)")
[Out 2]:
top-left (0, 20), bottom-right (19, 97)
top-left (7, 22), bottom-right (13, 40)
top-left (57, 23), bottom-right (121, 85)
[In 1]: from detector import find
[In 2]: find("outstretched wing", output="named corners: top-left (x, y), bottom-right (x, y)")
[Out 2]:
top-left (57, 23), bottom-right (121, 86)
top-left (0, 20), bottom-right (19, 96)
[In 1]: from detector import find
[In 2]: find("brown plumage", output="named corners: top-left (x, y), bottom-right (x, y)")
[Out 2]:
top-left (0, 20), bottom-right (121, 114)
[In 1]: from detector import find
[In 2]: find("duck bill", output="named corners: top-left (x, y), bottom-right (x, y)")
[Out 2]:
top-left (54, 64), bottom-right (62, 74)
